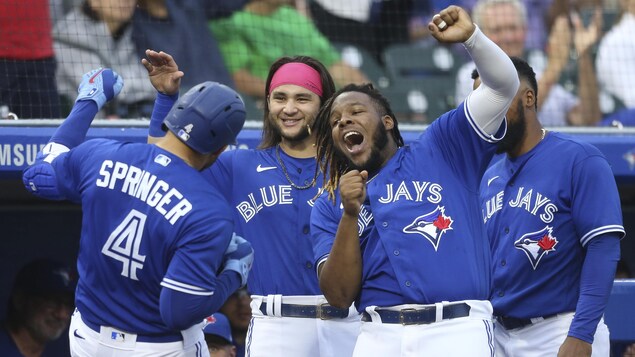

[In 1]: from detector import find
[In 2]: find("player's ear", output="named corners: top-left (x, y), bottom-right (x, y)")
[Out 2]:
top-left (523, 88), bottom-right (536, 109)
top-left (382, 115), bottom-right (394, 131)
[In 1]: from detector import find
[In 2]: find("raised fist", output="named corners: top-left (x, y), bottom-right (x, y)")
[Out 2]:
top-left (76, 68), bottom-right (124, 110)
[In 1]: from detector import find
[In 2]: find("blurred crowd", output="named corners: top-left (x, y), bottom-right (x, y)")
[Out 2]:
top-left (1, 0), bottom-right (634, 125)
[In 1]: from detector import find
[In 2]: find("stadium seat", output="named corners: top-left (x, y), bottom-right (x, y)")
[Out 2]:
top-left (334, 42), bottom-right (391, 89)
top-left (383, 77), bottom-right (456, 124)
top-left (382, 43), bottom-right (461, 81)
top-left (239, 94), bottom-right (263, 121)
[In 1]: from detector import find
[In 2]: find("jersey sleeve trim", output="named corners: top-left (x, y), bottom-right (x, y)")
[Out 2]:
top-left (580, 225), bottom-right (626, 247)
top-left (463, 99), bottom-right (506, 144)
top-left (160, 278), bottom-right (215, 296)
top-left (316, 255), bottom-right (329, 278)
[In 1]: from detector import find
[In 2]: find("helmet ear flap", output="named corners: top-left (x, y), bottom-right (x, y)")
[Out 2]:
top-left (163, 82), bottom-right (246, 155)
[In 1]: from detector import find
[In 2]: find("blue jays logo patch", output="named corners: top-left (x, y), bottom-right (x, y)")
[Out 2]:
top-left (403, 206), bottom-right (453, 251)
top-left (514, 226), bottom-right (558, 270)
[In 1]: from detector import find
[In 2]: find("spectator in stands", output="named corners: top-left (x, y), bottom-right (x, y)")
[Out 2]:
top-left (455, 0), bottom-right (602, 126)
top-left (596, 0), bottom-right (635, 110)
top-left (132, 0), bottom-right (247, 92)
top-left (0, 0), bottom-right (61, 119)
top-left (305, 0), bottom-right (413, 63)
top-left (203, 313), bottom-right (237, 357)
top-left (0, 259), bottom-right (76, 357)
top-left (219, 287), bottom-right (251, 357)
top-left (463, 0), bottom-right (553, 52)
top-left (53, 0), bottom-right (156, 118)
top-left (209, 0), bottom-right (369, 99)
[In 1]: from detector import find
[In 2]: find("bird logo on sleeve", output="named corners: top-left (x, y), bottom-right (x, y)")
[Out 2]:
top-left (514, 226), bottom-right (558, 270)
top-left (403, 206), bottom-right (454, 251)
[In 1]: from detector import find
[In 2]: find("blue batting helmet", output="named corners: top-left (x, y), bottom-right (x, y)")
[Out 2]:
top-left (163, 81), bottom-right (246, 154)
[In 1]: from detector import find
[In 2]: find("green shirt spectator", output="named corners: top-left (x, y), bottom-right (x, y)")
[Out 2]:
top-left (210, 1), bottom-right (368, 98)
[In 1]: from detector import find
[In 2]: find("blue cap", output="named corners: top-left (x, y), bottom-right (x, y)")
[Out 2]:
top-left (203, 313), bottom-right (233, 344)
top-left (13, 259), bottom-right (76, 297)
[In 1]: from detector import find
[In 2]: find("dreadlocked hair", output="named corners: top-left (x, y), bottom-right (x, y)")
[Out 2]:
top-left (315, 83), bottom-right (404, 202)
top-left (259, 56), bottom-right (336, 149)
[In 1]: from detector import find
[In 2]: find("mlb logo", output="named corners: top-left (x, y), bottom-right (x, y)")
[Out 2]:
top-left (177, 129), bottom-right (190, 142)
top-left (88, 88), bottom-right (97, 97)
top-left (110, 331), bottom-right (126, 342)
top-left (154, 154), bottom-right (171, 166)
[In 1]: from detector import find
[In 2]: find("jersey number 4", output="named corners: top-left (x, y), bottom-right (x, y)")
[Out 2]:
top-left (101, 209), bottom-right (147, 280)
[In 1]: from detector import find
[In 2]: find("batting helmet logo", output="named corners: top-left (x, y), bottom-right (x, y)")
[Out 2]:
top-left (514, 226), bottom-right (558, 270)
top-left (402, 206), bottom-right (454, 251)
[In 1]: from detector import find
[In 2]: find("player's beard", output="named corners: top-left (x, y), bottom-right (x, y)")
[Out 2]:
top-left (497, 99), bottom-right (526, 155)
top-left (342, 123), bottom-right (389, 175)
top-left (271, 114), bottom-right (313, 143)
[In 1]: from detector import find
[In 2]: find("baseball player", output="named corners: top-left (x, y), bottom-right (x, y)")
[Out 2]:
top-left (310, 6), bottom-right (519, 356)
top-left (22, 68), bottom-right (254, 356)
top-left (143, 50), bottom-right (361, 356)
top-left (477, 58), bottom-right (624, 356)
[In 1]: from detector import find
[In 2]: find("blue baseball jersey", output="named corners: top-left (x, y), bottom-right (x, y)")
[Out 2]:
top-left (480, 132), bottom-right (625, 318)
top-left (311, 102), bottom-right (502, 311)
top-left (46, 139), bottom-right (234, 335)
top-left (203, 146), bottom-right (323, 296)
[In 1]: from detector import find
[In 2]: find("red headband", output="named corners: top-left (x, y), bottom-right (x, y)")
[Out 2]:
top-left (269, 62), bottom-right (323, 97)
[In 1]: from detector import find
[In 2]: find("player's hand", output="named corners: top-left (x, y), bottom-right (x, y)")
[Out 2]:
top-left (557, 336), bottom-right (591, 357)
top-left (222, 233), bottom-right (254, 287)
top-left (428, 5), bottom-right (476, 44)
top-left (76, 68), bottom-right (124, 110)
top-left (142, 49), bottom-right (184, 95)
top-left (339, 170), bottom-right (368, 217)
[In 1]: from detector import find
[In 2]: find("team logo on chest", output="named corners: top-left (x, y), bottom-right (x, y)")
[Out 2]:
top-left (514, 226), bottom-right (558, 270)
top-left (403, 206), bottom-right (453, 251)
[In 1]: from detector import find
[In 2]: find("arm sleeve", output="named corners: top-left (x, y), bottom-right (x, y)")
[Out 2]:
top-left (463, 26), bottom-right (519, 136)
top-left (22, 100), bottom-right (99, 200)
top-left (568, 233), bottom-right (621, 343)
top-left (159, 270), bottom-right (241, 330)
top-left (149, 92), bottom-right (178, 138)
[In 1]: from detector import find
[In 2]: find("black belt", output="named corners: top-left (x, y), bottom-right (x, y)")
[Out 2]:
top-left (81, 316), bottom-right (182, 343)
top-left (495, 314), bottom-right (560, 330)
top-left (361, 303), bottom-right (471, 325)
top-left (259, 302), bottom-right (350, 320)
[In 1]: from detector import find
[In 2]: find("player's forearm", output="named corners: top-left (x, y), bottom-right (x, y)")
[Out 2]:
top-left (464, 26), bottom-right (519, 135)
top-left (319, 213), bottom-right (362, 308)
top-left (159, 270), bottom-right (241, 330)
top-left (148, 92), bottom-right (178, 142)
top-left (465, 26), bottom-right (518, 96)
top-left (22, 101), bottom-right (100, 201)
top-left (568, 234), bottom-right (620, 343)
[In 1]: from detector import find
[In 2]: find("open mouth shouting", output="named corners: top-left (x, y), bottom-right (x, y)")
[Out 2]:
top-left (343, 130), bottom-right (365, 154)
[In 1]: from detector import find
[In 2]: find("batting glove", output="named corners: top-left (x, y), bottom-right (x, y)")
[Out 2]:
top-left (76, 68), bottom-right (124, 110)
top-left (222, 233), bottom-right (254, 287)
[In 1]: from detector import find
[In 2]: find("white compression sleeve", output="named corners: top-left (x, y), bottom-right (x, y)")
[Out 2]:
top-left (463, 26), bottom-right (519, 136)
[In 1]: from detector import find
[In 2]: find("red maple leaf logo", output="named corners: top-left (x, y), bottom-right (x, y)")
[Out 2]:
top-left (537, 234), bottom-right (557, 251)
top-left (433, 214), bottom-right (452, 231)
